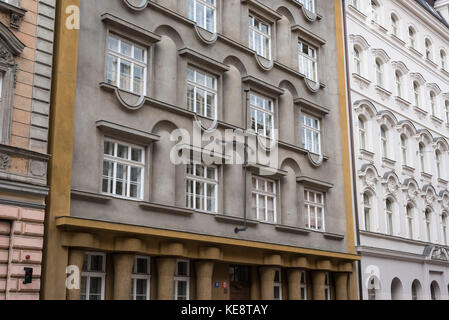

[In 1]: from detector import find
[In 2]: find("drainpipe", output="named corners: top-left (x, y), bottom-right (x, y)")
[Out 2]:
top-left (341, 0), bottom-right (364, 300)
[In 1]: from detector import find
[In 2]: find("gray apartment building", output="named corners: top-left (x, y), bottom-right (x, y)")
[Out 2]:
top-left (42, 0), bottom-right (359, 300)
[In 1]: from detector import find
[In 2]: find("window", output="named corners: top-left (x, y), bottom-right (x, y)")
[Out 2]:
top-left (425, 38), bottom-right (433, 61)
top-left (391, 14), bottom-right (398, 36)
top-left (430, 91), bottom-right (437, 116)
top-left (274, 269), bottom-right (282, 300)
top-left (296, 0), bottom-right (315, 12)
top-left (252, 177), bottom-right (277, 223)
top-left (380, 126), bottom-right (388, 158)
top-left (187, 0), bottom-right (216, 33)
top-left (375, 59), bottom-right (383, 87)
top-left (186, 67), bottom-right (217, 119)
top-left (249, 15), bottom-right (271, 59)
top-left (81, 253), bottom-right (106, 301)
top-left (304, 190), bottom-right (325, 231)
top-left (301, 114), bottom-right (321, 155)
top-left (419, 143), bottom-right (426, 173)
top-left (441, 50), bottom-right (447, 70)
top-left (102, 140), bottom-right (144, 199)
top-left (298, 40), bottom-right (318, 82)
top-left (131, 256), bottom-right (151, 300)
top-left (436, 150), bottom-right (442, 179)
top-left (407, 205), bottom-right (414, 239)
top-left (425, 210), bottom-right (432, 242)
top-left (359, 116), bottom-right (366, 150)
top-left (363, 192), bottom-right (371, 232)
top-left (442, 214), bottom-right (448, 245)
top-left (411, 281), bottom-right (418, 300)
top-left (395, 70), bottom-right (402, 97)
top-left (446, 101), bottom-right (449, 123)
top-left (300, 271), bottom-right (307, 300)
top-left (368, 278), bottom-right (376, 300)
top-left (401, 135), bottom-right (408, 166)
top-left (324, 273), bottom-right (331, 300)
top-left (353, 47), bottom-right (361, 74)
top-left (413, 81), bottom-right (421, 107)
top-left (107, 35), bottom-right (146, 95)
top-left (186, 164), bottom-right (218, 213)
top-left (174, 260), bottom-right (190, 300)
top-left (250, 93), bottom-right (274, 138)
top-left (371, 1), bottom-right (380, 24)
top-left (385, 199), bottom-right (394, 236)
top-left (408, 27), bottom-right (416, 49)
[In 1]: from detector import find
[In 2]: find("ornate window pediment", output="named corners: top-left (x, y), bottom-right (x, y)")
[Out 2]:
top-left (0, 21), bottom-right (25, 143)
top-left (0, 0), bottom-right (27, 29)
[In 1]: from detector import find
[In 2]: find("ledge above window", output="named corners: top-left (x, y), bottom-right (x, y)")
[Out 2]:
top-left (294, 97), bottom-right (329, 117)
top-left (247, 163), bottom-right (288, 179)
top-left (101, 13), bottom-right (161, 45)
top-left (242, 76), bottom-right (284, 97)
top-left (241, 0), bottom-right (282, 21)
top-left (178, 48), bottom-right (230, 73)
top-left (291, 25), bottom-right (326, 47)
top-left (175, 143), bottom-right (231, 164)
top-left (296, 176), bottom-right (333, 191)
top-left (0, 1), bottom-right (26, 29)
top-left (96, 120), bottom-right (160, 145)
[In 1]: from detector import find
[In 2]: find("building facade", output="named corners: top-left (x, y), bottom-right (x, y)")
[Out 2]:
top-left (42, 0), bottom-right (359, 300)
top-left (347, 0), bottom-right (449, 300)
top-left (0, 0), bottom-right (55, 300)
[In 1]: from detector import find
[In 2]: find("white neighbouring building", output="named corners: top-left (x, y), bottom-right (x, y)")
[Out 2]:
top-left (346, 0), bottom-right (449, 299)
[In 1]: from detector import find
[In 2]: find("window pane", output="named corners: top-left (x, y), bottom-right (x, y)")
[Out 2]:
top-left (119, 61), bottom-right (132, 91)
top-left (90, 255), bottom-right (103, 272)
top-left (89, 277), bottom-right (102, 300)
top-left (120, 40), bottom-right (132, 57)
top-left (131, 148), bottom-right (142, 162)
top-left (177, 261), bottom-right (188, 276)
top-left (106, 55), bottom-right (118, 86)
top-left (133, 65), bottom-right (144, 95)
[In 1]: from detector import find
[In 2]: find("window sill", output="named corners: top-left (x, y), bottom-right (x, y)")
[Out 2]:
top-left (402, 165), bottom-right (415, 176)
top-left (0, 1), bottom-right (26, 29)
top-left (347, 4), bottom-right (367, 20)
top-left (395, 96), bottom-right (411, 109)
top-left (408, 46), bottom-right (423, 57)
top-left (275, 224), bottom-right (310, 235)
top-left (425, 58), bottom-right (438, 68)
top-left (438, 178), bottom-right (448, 187)
top-left (359, 148), bottom-right (375, 161)
top-left (381, 157), bottom-right (396, 169)
top-left (352, 73), bottom-right (372, 89)
top-left (390, 34), bottom-right (406, 46)
top-left (214, 214), bottom-right (259, 227)
top-left (374, 85), bottom-right (392, 100)
top-left (71, 189), bottom-right (113, 203)
top-left (370, 20), bottom-right (388, 33)
top-left (430, 115), bottom-right (444, 125)
top-left (139, 202), bottom-right (196, 216)
top-left (413, 106), bottom-right (428, 118)
top-left (420, 172), bottom-right (433, 182)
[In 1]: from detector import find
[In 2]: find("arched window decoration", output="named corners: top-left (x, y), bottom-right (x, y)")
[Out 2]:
top-left (395, 70), bottom-right (402, 97)
top-left (431, 281), bottom-right (440, 300)
top-left (375, 58), bottom-right (383, 87)
top-left (436, 150), bottom-right (442, 179)
top-left (425, 38), bottom-right (433, 61)
top-left (391, 14), bottom-right (399, 36)
top-left (419, 143), bottom-right (426, 173)
top-left (413, 81), bottom-right (421, 107)
top-left (386, 198), bottom-right (394, 236)
top-left (406, 204), bottom-right (414, 239)
top-left (391, 278), bottom-right (403, 300)
top-left (441, 50), bottom-right (447, 70)
top-left (401, 135), bottom-right (408, 166)
top-left (380, 126), bottom-right (388, 158)
top-left (442, 213), bottom-right (448, 246)
top-left (359, 116), bottom-right (366, 149)
top-left (363, 192), bottom-right (372, 231)
top-left (430, 91), bottom-right (437, 116)
top-left (411, 280), bottom-right (422, 300)
top-left (408, 27), bottom-right (416, 49)
top-left (354, 46), bottom-right (361, 74)
top-left (367, 277), bottom-right (377, 300)
top-left (425, 209), bottom-right (432, 242)
top-left (371, 1), bottom-right (380, 24)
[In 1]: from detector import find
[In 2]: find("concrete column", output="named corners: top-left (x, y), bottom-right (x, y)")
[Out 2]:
top-left (259, 267), bottom-right (276, 300)
top-left (66, 249), bottom-right (85, 300)
top-left (157, 258), bottom-right (176, 300)
top-left (154, 36), bottom-right (177, 105)
top-left (195, 261), bottom-right (214, 300)
top-left (312, 271), bottom-right (326, 300)
top-left (113, 254), bottom-right (134, 300)
top-left (335, 273), bottom-right (349, 300)
top-left (287, 269), bottom-right (301, 300)
top-left (250, 266), bottom-right (260, 300)
top-left (276, 16), bottom-right (291, 65)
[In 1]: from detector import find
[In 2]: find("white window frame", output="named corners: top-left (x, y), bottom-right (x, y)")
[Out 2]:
top-left (407, 205), bottom-right (414, 239)
top-left (304, 189), bottom-right (325, 231)
top-left (425, 210), bottom-right (432, 242)
top-left (186, 67), bottom-right (217, 119)
top-left (358, 116), bottom-right (366, 150)
top-left (375, 59), bottom-right (383, 87)
top-left (174, 259), bottom-right (190, 300)
top-left (186, 164), bottom-right (218, 213)
top-left (300, 271), bottom-right (307, 300)
top-left (385, 199), bottom-right (394, 236)
top-left (371, 0), bottom-right (380, 24)
top-left (395, 70), bottom-right (402, 97)
top-left (401, 135), bottom-right (408, 166)
top-left (324, 273), bottom-right (331, 300)
top-left (106, 34), bottom-right (147, 95)
top-left (380, 126), bottom-right (388, 159)
top-left (409, 27), bottom-right (416, 49)
top-left (273, 268), bottom-right (282, 300)
top-left (298, 40), bottom-right (318, 82)
top-left (102, 139), bottom-right (145, 200)
top-left (249, 92), bottom-right (275, 139)
top-left (302, 113), bottom-right (321, 155)
top-left (413, 81), bottom-right (421, 107)
top-left (442, 214), bottom-right (448, 246)
top-left (248, 14), bottom-right (272, 60)
top-left (81, 252), bottom-right (106, 301)
top-left (131, 256), bottom-right (151, 300)
top-left (296, 0), bottom-right (315, 12)
top-left (353, 46), bottom-right (361, 75)
top-left (252, 176), bottom-right (277, 224)
top-left (363, 193), bottom-right (371, 232)
top-left (187, 0), bottom-right (216, 33)
top-left (391, 14), bottom-right (399, 36)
